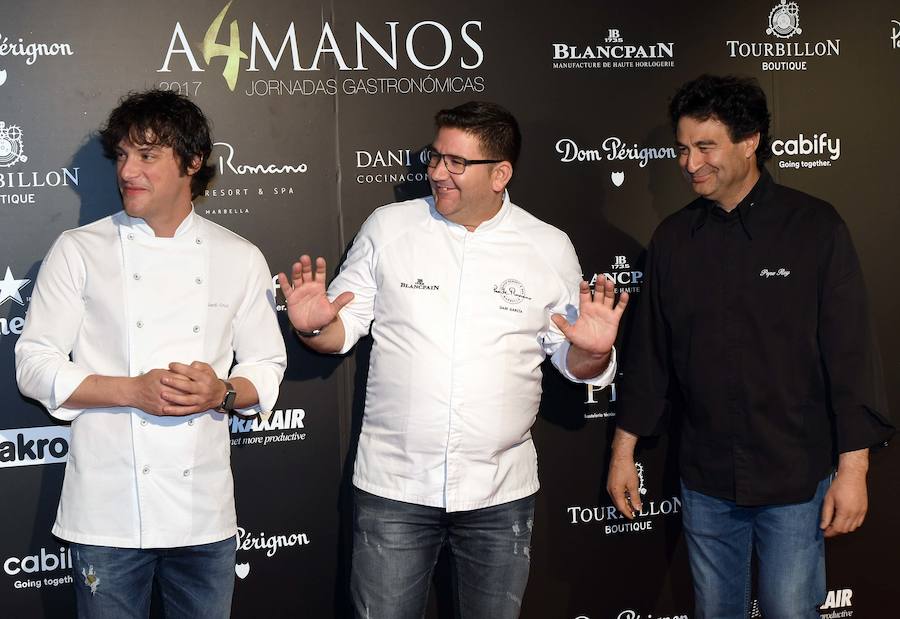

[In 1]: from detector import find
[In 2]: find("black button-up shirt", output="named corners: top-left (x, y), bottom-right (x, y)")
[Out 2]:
top-left (616, 170), bottom-right (894, 505)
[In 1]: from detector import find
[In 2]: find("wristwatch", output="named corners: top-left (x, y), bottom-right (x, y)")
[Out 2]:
top-left (216, 380), bottom-right (237, 413)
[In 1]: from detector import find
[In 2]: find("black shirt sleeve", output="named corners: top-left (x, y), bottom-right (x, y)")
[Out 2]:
top-left (615, 235), bottom-right (674, 437)
top-left (817, 218), bottom-right (894, 452)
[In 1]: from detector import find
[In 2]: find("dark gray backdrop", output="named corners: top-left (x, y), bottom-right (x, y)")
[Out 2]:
top-left (0, 1), bottom-right (896, 617)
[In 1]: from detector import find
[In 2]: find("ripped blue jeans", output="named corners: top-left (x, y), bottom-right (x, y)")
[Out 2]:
top-left (68, 536), bottom-right (235, 619)
top-left (350, 488), bottom-right (535, 619)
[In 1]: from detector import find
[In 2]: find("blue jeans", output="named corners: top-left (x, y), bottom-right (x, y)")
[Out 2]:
top-left (350, 488), bottom-right (535, 619)
top-left (69, 536), bottom-right (236, 619)
top-left (681, 477), bottom-right (829, 619)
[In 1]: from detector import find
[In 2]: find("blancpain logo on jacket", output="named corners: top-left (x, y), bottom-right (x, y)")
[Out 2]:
top-left (400, 277), bottom-right (440, 291)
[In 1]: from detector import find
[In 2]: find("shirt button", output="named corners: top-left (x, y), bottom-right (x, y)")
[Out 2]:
top-left (195, 277), bottom-right (203, 285)
top-left (195, 238), bottom-right (202, 245)
top-left (183, 469), bottom-right (191, 477)
top-left (142, 465), bottom-right (150, 475)
top-left (140, 419), bottom-right (147, 427)
top-left (136, 320), bottom-right (144, 328)
top-left (127, 233), bottom-right (135, 241)
top-left (192, 325), bottom-right (200, 333)
top-left (188, 419), bottom-right (194, 426)
top-left (133, 273), bottom-right (141, 281)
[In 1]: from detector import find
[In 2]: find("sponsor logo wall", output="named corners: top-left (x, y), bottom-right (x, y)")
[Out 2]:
top-left (725, 0), bottom-right (841, 72)
top-left (1, 1), bottom-right (898, 618)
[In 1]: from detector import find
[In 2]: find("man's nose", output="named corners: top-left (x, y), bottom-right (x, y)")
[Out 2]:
top-left (683, 150), bottom-right (703, 173)
top-left (118, 155), bottom-right (138, 180)
top-left (428, 157), bottom-right (449, 181)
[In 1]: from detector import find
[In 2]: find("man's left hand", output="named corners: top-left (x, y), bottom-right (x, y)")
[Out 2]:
top-left (552, 277), bottom-right (629, 356)
top-left (158, 361), bottom-right (226, 416)
top-left (820, 449), bottom-right (869, 538)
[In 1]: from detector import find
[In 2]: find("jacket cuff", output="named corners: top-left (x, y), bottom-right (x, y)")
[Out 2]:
top-left (835, 405), bottom-right (895, 453)
top-left (49, 365), bottom-right (92, 420)
top-left (615, 396), bottom-right (671, 437)
top-left (555, 344), bottom-right (617, 387)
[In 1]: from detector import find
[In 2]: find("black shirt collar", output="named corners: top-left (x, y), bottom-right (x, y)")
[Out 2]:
top-left (691, 169), bottom-right (775, 239)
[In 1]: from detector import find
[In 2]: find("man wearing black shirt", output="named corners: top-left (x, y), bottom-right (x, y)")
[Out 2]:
top-left (607, 75), bottom-right (893, 618)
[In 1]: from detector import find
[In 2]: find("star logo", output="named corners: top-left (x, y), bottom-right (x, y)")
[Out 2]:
top-left (0, 267), bottom-right (30, 306)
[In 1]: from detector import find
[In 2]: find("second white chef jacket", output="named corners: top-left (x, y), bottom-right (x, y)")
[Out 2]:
top-left (329, 193), bottom-right (615, 511)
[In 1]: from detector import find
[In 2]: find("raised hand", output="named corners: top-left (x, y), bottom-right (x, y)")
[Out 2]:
top-left (552, 277), bottom-right (628, 356)
top-left (276, 255), bottom-right (354, 333)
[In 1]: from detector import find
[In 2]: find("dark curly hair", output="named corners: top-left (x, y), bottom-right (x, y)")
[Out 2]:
top-left (668, 75), bottom-right (771, 168)
top-left (99, 89), bottom-right (215, 198)
top-left (435, 101), bottom-right (521, 166)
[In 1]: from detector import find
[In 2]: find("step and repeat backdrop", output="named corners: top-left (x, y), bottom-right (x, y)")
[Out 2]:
top-left (1, 1), bottom-right (898, 617)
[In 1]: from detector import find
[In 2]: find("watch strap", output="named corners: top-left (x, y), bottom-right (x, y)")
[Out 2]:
top-left (216, 380), bottom-right (236, 413)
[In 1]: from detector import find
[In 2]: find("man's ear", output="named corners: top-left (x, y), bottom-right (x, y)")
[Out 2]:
top-left (491, 161), bottom-right (513, 192)
top-left (186, 155), bottom-right (202, 176)
top-left (743, 132), bottom-right (760, 159)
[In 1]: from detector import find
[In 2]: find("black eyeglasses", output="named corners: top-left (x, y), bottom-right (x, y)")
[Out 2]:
top-left (425, 147), bottom-right (502, 175)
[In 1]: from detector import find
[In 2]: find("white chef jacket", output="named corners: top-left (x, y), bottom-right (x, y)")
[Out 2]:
top-left (15, 209), bottom-right (286, 548)
top-left (330, 193), bottom-right (616, 511)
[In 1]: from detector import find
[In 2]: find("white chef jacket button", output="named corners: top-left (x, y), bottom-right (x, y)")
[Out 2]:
top-left (127, 233), bottom-right (135, 240)
top-left (195, 238), bottom-right (202, 245)
top-left (133, 273), bottom-right (141, 281)
top-left (136, 320), bottom-right (144, 328)
top-left (183, 469), bottom-right (191, 477)
top-left (192, 325), bottom-right (200, 333)
top-left (140, 419), bottom-right (147, 427)
top-left (142, 465), bottom-right (150, 475)
top-left (195, 277), bottom-right (203, 285)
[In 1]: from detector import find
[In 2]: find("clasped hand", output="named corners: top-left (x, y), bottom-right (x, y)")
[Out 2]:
top-left (135, 361), bottom-right (225, 417)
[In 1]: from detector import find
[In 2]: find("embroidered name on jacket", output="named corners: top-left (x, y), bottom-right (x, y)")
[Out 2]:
top-left (759, 268), bottom-right (791, 278)
top-left (400, 278), bottom-right (440, 291)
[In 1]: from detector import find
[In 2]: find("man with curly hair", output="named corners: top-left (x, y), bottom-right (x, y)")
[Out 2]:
top-left (15, 89), bottom-right (286, 618)
top-left (607, 75), bottom-right (893, 618)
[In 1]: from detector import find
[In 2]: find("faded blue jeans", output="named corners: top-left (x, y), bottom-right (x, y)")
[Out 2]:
top-left (69, 536), bottom-right (236, 619)
top-left (350, 488), bottom-right (535, 619)
top-left (681, 476), bottom-right (830, 619)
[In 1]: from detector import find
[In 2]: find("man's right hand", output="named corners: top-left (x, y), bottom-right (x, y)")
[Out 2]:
top-left (131, 369), bottom-right (191, 416)
top-left (277, 255), bottom-right (354, 334)
top-left (606, 428), bottom-right (643, 519)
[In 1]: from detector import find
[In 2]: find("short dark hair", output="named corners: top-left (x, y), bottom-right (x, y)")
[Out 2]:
top-left (99, 89), bottom-right (215, 198)
top-left (668, 74), bottom-right (771, 167)
top-left (434, 101), bottom-right (521, 166)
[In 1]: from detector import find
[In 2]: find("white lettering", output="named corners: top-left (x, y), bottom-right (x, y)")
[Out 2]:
top-left (248, 23), bottom-right (300, 71)
top-left (159, 23), bottom-right (204, 72)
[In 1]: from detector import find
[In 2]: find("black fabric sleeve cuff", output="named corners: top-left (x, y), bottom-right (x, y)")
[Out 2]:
top-left (615, 396), bottom-right (671, 437)
top-left (835, 405), bottom-right (895, 453)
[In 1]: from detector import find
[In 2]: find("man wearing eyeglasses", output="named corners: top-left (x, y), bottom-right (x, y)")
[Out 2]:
top-left (278, 101), bottom-right (627, 618)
